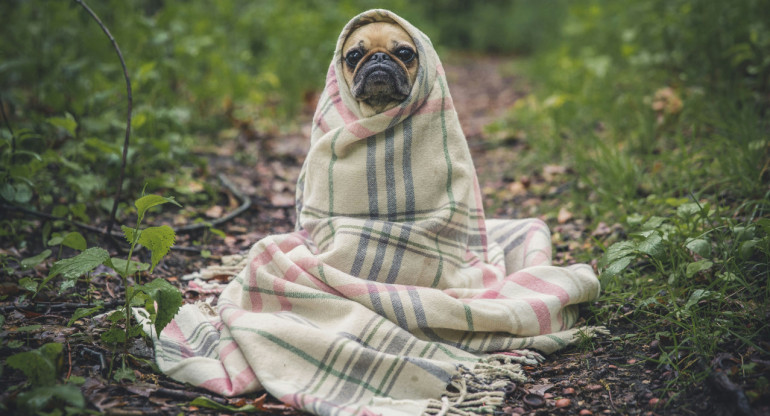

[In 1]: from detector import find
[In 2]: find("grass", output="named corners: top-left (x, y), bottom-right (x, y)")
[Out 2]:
top-left (482, 1), bottom-right (770, 409)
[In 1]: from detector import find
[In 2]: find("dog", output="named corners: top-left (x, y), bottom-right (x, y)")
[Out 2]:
top-left (341, 21), bottom-right (419, 114)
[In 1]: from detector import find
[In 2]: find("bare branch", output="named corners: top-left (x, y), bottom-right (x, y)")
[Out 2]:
top-left (73, 0), bottom-right (133, 235)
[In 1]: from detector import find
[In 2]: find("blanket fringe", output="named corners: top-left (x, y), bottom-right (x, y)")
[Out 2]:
top-left (424, 350), bottom-right (544, 415)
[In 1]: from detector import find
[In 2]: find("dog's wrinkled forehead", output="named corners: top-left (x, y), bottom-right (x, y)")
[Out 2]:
top-left (341, 21), bottom-right (414, 56)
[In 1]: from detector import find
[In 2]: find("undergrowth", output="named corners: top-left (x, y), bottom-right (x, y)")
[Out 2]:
top-left (486, 0), bottom-right (770, 410)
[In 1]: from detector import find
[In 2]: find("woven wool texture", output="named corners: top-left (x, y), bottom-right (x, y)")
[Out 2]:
top-left (152, 9), bottom-right (601, 416)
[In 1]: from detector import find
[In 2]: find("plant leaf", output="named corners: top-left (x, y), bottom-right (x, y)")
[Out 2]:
top-left (16, 384), bottom-right (85, 413)
top-left (138, 225), bottom-right (176, 272)
top-left (18, 277), bottom-right (38, 293)
top-left (685, 259), bottom-right (713, 278)
top-left (0, 183), bottom-right (14, 202)
top-left (676, 202), bottom-right (701, 218)
top-left (641, 216), bottom-right (666, 230)
top-left (13, 183), bottom-right (33, 203)
top-left (638, 232), bottom-right (664, 259)
top-left (684, 289), bottom-right (713, 310)
top-left (67, 306), bottom-right (103, 327)
top-left (122, 225), bottom-right (140, 245)
top-left (601, 255), bottom-right (634, 278)
top-left (106, 257), bottom-right (150, 278)
top-left (101, 328), bottom-right (126, 344)
top-left (685, 238), bottom-right (711, 258)
top-left (140, 278), bottom-right (182, 335)
top-left (6, 342), bottom-right (63, 387)
top-left (113, 366), bottom-right (136, 382)
top-left (21, 249), bottom-right (52, 270)
top-left (46, 247), bottom-right (109, 291)
top-left (135, 194), bottom-right (181, 223)
top-left (61, 231), bottom-right (87, 251)
top-left (46, 115), bottom-right (77, 137)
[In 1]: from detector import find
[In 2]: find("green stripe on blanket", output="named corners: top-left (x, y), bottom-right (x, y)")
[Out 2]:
top-left (147, 9), bottom-right (603, 416)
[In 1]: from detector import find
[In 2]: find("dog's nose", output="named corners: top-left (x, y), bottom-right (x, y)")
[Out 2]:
top-left (370, 52), bottom-right (391, 62)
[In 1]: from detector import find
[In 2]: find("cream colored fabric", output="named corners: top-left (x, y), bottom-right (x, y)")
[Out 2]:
top-left (150, 9), bottom-right (601, 416)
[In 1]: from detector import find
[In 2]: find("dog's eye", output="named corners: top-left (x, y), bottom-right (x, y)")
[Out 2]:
top-left (396, 48), bottom-right (415, 63)
top-left (345, 50), bottom-right (363, 67)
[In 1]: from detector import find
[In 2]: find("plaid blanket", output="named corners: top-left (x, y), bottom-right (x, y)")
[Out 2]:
top-left (150, 9), bottom-right (602, 415)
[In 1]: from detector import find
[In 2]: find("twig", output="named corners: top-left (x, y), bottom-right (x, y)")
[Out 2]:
top-left (0, 300), bottom-right (122, 313)
top-left (2, 172), bottom-right (251, 251)
top-left (73, 0), bottom-right (132, 236)
top-left (81, 346), bottom-right (108, 373)
top-left (0, 96), bottom-right (15, 162)
top-left (66, 340), bottom-right (73, 380)
top-left (1, 203), bottom-right (124, 238)
top-left (174, 173), bottom-right (252, 232)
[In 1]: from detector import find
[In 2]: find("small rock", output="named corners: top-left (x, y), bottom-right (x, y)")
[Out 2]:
top-left (511, 407), bottom-right (526, 414)
top-left (586, 384), bottom-right (603, 392)
top-left (555, 398), bottom-right (571, 408)
top-left (579, 410), bottom-right (593, 415)
top-left (608, 364), bottom-right (618, 370)
top-left (544, 393), bottom-right (554, 399)
top-left (502, 406), bottom-right (513, 414)
top-left (627, 358), bottom-right (637, 364)
top-left (649, 398), bottom-right (661, 406)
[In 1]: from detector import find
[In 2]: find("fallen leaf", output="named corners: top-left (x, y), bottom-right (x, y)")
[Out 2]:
top-left (530, 383), bottom-right (555, 396)
top-left (557, 207), bottom-right (573, 224)
top-left (270, 193), bottom-right (295, 207)
top-left (205, 205), bottom-right (224, 218)
top-left (591, 222), bottom-right (612, 237)
top-left (507, 181), bottom-right (528, 197)
top-left (543, 164), bottom-right (567, 181)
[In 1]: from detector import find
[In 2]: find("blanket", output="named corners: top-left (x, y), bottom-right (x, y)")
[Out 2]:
top-left (150, 9), bottom-right (602, 415)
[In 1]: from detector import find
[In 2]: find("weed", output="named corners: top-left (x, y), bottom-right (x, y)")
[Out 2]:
top-left (15, 192), bottom-right (183, 382)
top-left (4, 343), bottom-right (87, 415)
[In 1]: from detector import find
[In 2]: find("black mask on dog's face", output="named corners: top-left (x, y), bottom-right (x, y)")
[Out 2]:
top-left (341, 22), bottom-right (418, 114)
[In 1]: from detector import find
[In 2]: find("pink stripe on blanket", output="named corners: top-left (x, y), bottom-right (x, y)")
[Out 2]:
top-left (523, 221), bottom-right (551, 266)
top-left (220, 305), bottom-right (249, 328)
top-left (218, 339), bottom-right (240, 361)
top-left (162, 319), bottom-right (186, 343)
top-left (414, 98), bottom-right (454, 115)
top-left (472, 175), bottom-right (489, 260)
top-left (525, 297), bottom-right (552, 334)
top-left (272, 278), bottom-right (293, 311)
top-left (346, 121), bottom-right (378, 138)
top-left (507, 271), bottom-right (570, 305)
top-left (465, 254), bottom-right (500, 288)
top-left (200, 365), bottom-right (258, 397)
top-left (323, 67), bottom-right (376, 139)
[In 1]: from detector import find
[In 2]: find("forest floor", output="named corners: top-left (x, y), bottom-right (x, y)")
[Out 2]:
top-left (2, 55), bottom-right (764, 416)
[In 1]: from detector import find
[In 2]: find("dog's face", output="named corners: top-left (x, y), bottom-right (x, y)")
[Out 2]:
top-left (341, 22), bottom-right (418, 114)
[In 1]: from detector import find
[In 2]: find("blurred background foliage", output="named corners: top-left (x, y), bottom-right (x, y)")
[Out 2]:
top-left (0, 0), bottom-right (768, 232)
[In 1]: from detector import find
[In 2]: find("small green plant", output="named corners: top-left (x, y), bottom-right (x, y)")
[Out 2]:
top-left (4, 342), bottom-right (86, 415)
top-left (42, 193), bottom-right (183, 381)
top-left (598, 200), bottom-right (769, 396)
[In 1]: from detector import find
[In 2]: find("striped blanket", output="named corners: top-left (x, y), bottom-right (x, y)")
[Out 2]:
top-left (150, 9), bottom-right (602, 415)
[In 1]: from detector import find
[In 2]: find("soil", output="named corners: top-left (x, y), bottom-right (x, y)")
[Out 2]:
top-left (1, 55), bottom-right (764, 416)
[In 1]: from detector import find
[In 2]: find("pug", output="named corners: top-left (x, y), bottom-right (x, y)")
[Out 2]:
top-left (341, 21), bottom-right (419, 114)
